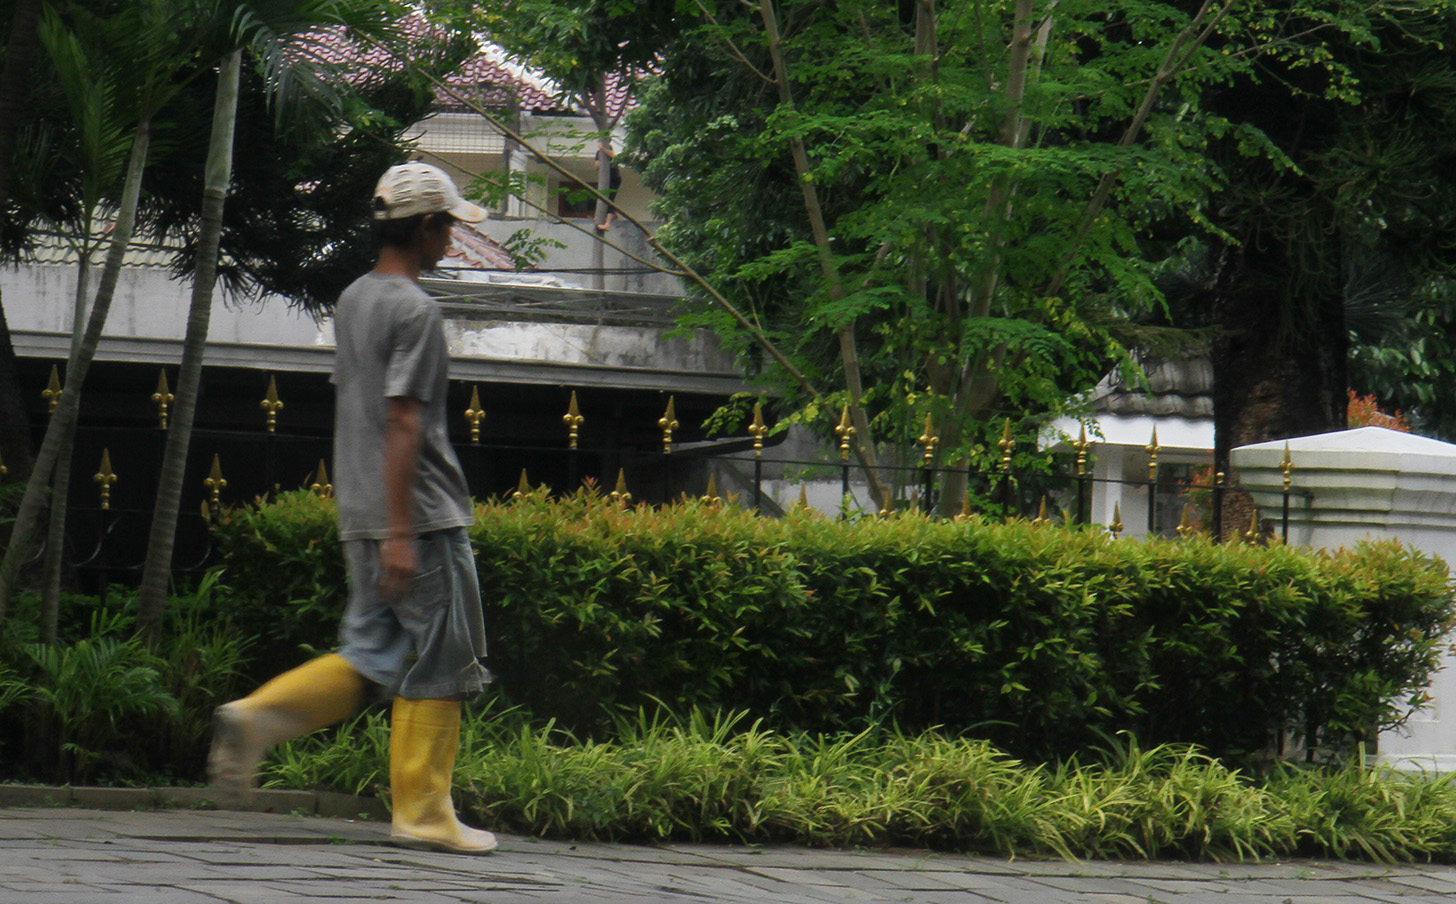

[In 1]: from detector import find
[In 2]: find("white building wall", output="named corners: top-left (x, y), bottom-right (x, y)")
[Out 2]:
top-left (3, 263), bottom-right (737, 393)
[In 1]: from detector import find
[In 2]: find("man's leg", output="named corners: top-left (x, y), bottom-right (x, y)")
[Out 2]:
top-left (211, 536), bottom-right (402, 802)
top-left (208, 653), bottom-right (366, 798)
top-left (389, 697), bottom-right (496, 853)
top-left (385, 528), bottom-right (495, 854)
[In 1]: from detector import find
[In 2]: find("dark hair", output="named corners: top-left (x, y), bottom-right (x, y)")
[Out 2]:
top-left (372, 211), bottom-right (455, 250)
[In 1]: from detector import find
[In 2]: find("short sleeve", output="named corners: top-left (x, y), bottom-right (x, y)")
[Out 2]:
top-left (383, 302), bottom-right (444, 403)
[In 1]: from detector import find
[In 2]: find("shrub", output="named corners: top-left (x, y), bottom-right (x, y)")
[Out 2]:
top-left (208, 491), bottom-right (347, 678)
top-left (0, 574), bottom-right (253, 784)
top-left (212, 490), bottom-right (1456, 762)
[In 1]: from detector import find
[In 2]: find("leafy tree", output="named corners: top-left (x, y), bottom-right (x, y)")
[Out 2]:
top-left (1349, 296), bottom-right (1456, 441)
top-left (1193, 4), bottom-right (1456, 517)
top-left (624, 0), bottom-right (1451, 515)
top-left (625, 0), bottom-right (1263, 511)
top-left (140, 15), bottom-right (471, 312)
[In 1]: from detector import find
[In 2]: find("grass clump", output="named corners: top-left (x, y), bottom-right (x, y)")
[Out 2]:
top-left (264, 706), bottom-right (1456, 862)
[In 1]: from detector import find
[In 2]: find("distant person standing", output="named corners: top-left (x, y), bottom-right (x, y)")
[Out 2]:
top-left (208, 162), bottom-right (496, 855)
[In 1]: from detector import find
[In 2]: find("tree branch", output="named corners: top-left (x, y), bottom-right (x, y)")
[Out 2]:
top-left (693, 0), bottom-right (776, 86)
top-left (756, 0), bottom-right (888, 507)
top-left (1041, 0), bottom-right (1236, 300)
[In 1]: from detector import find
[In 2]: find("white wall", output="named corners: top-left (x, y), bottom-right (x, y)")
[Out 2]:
top-left (1233, 427), bottom-right (1456, 771)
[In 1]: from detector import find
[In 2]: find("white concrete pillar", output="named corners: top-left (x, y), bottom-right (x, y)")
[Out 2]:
top-left (1233, 427), bottom-right (1456, 770)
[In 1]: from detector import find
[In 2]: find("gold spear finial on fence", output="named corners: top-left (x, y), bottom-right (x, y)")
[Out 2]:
top-left (1244, 509), bottom-right (1262, 544)
top-left (879, 494), bottom-right (894, 518)
top-left (260, 375), bottom-right (284, 433)
top-left (835, 404), bottom-right (855, 463)
top-left (465, 386), bottom-right (485, 444)
top-left (0, 448), bottom-right (7, 479)
top-left (1176, 503), bottom-right (1194, 538)
top-left (513, 469), bottom-right (531, 499)
top-left (1109, 502), bottom-right (1124, 538)
top-left (310, 460), bottom-right (333, 499)
top-left (563, 391), bottom-right (584, 449)
top-left (797, 486), bottom-right (810, 510)
top-left (93, 448), bottom-right (116, 510)
top-left (1280, 442), bottom-right (1294, 491)
top-left (749, 402), bottom-right (767, 458)
top-left (1032, 496), bottom-right (1051, 526)
top-left (658, 396), bottom-right (679, 454)
top-left (151, 369), bottom-right (175, 430)
top-left (1146, 427), bottom-right (1161, 484)
top-left (609, 469), bottom-right (632, 505)
top-left (957, 492), bottom-right (972, 522)
top-left (703, 472), bottom-right (722, 507)
top-left (918, 413), bottom-right (938, 467)
top-left (42, 365), bottom-right (62, 415)
top-left (204, 454), bottom-right (227, 507)
top-left (998, 419), bottom-right (1014, 472)
top-left (1073, 426), bottom-right (1090, 477)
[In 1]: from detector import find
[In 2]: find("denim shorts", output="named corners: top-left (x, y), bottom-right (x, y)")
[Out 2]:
top-left (337, 527), bottom-right (491, 700)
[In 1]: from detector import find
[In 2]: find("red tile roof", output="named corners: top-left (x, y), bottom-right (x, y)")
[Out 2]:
top-left (441, 222), bottom-right (519, 272)
top-left (303, 17), bottom-right (639, 120)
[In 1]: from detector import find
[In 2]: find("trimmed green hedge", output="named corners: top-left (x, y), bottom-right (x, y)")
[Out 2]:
top-left (211, 490), bottom-right (1456, 761)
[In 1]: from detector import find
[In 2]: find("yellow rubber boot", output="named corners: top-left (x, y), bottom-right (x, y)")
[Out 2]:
top-left (208, 653), bottom-right (366, 800)
top-left (389, 698), bottom-right (497, 854)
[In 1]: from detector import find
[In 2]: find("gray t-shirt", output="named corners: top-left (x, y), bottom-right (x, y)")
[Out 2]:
top-left (331, 272), bottom-right (473, 541)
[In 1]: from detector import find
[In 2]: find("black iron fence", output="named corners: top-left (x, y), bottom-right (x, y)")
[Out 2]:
top-left (6, 371), bottom-right (1305, 595)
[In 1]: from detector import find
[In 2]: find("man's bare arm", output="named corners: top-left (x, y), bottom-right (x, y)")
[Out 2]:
top-left (380, 396), bottom-right (423, 603)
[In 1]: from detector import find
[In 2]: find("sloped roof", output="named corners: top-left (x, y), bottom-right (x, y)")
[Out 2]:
top-left (307, 18), bottom-right (638, 119)
top-left (19, 225), bottom-right (186, 271)
top-left (1238, 425), bottom-right (1456, 457)
top-left (439, 221), bottom-right (517, 272)
top-left (1089, 358), bottom-right (1213, 419)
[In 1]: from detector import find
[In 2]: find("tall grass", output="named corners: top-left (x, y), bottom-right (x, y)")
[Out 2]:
top-left (264, 706), bottom-right (1456, 862)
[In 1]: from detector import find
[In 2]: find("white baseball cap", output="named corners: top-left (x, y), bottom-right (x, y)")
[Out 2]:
top-left (373, 162), bottom-right (487, 222)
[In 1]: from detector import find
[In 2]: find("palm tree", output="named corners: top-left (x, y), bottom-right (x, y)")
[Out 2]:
top-left (134, 1), bottom-right (398, 642)
top-left (0, 0), bottom-right (204, 624)
top-left (33, 7), bottom-right (134, 641)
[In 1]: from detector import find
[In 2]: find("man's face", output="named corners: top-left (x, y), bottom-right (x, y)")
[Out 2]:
top-left (421, 214), bottom-right (456, 268)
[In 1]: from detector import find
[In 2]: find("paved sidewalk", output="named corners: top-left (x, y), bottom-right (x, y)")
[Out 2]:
top-left (5, 806), bottom-right (1456, 904)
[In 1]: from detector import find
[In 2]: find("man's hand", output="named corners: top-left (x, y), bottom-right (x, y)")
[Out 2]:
top-left (380, 535), bottom-right (417, 604)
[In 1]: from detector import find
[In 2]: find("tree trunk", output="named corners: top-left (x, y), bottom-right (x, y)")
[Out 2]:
top-left (1211, 243), bottom-right (1346, 539)
top-left (0, 0), bottom-right (46, 489)
top-left (136, 52), bottom-right (240, 643)
top-left (39, 252), bottom-right (91, 643)
top-left (38, 449), bottom-right (73, 644)
top-left (0, 118), bottom-right (151, 625)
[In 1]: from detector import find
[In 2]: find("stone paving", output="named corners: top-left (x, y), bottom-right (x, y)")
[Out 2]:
top-left (6, 805), bottom-right (1456, 903)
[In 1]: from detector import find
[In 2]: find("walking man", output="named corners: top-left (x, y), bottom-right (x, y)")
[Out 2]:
top-left (208, 162), bottom-right (496, 855)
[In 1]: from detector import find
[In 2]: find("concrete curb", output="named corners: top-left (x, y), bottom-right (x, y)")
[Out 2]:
top-left (0, 784), bottom-right (389, 820)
